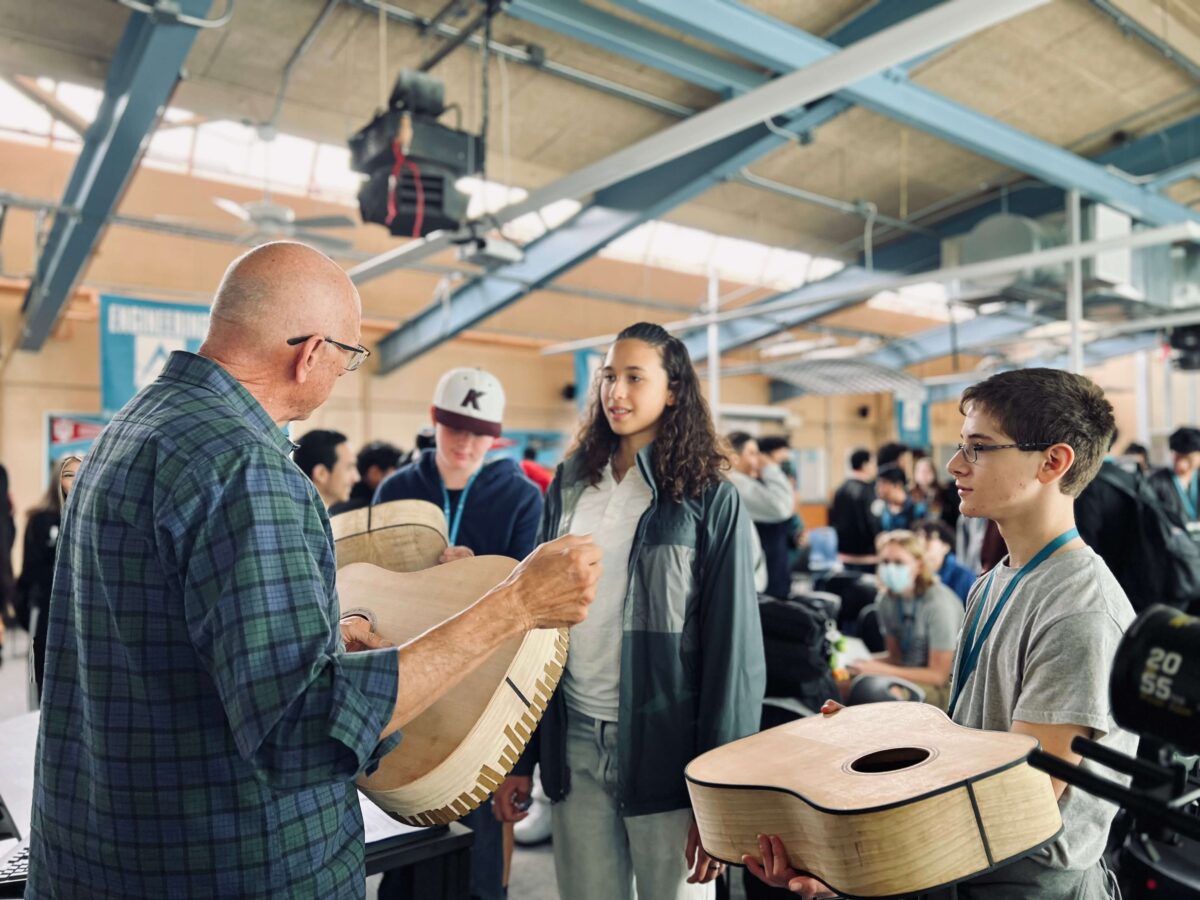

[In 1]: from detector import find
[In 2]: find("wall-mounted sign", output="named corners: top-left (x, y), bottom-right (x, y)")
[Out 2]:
top-left (46, 412), bottom-right (109, 485)
top-left (100, 295), bottom-right (209, 416)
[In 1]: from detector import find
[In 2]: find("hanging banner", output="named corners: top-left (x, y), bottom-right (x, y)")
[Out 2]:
top-left (894, 395), bottom-right (931, 449)
top-left (574, 350), bottom-right (602, 412)
top-left (100, 294), bottom-right (210, 416)
top-left (46, 412), bottom-right (109, 484)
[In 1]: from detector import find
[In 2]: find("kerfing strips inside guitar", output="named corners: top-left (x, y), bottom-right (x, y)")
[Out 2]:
top-left (686, 702), bottom-right (1062, 899)
top-left (341, 557), bottom-right (567, 827)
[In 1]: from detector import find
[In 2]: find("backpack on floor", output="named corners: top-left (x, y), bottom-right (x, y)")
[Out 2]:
top-left (758, 597), bottom-right (838, 712)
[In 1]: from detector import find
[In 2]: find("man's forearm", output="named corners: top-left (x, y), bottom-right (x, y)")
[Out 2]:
top-left (380, 584), bottom-right (527, 738)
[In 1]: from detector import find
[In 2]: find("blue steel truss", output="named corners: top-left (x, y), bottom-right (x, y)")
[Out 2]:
top-left (20, 0), bottom-right (213, 351)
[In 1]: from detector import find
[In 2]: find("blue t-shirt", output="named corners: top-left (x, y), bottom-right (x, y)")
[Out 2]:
top-left (938, 552), bottom-right (977, 604)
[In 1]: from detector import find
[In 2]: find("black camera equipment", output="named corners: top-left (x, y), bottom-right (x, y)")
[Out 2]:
top-left (1028, 605), bottom-right (1199, 898)
top-left (1170, 325), bottom-right (1200, 373)
top-left (349, 69), bottom-right (484, 238)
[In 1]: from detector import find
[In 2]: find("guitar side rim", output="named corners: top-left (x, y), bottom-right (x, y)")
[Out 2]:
top-left (360, 627), bottom-right (568, 827)
top-left (704, 827), bottom-right (1066, 900)
top-left (687, 748), bottom-right (1063, 897)
top-left (685, 751), bottom-right (1033, 817)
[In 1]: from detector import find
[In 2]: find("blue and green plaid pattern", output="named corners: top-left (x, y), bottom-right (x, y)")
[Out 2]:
top-left (28, 352), bottom-right (402, 899)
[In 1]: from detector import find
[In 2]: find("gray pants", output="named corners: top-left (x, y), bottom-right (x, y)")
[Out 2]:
top-left (550, 712), bottom-right (714, 900)
top-left (927, 856), bottom-right (1113, 899)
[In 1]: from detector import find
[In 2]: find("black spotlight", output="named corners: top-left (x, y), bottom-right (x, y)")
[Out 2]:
top-left (349, 70), bottom-right (484, 238)
top-left (1169, 325), bottom-right (1200, 372)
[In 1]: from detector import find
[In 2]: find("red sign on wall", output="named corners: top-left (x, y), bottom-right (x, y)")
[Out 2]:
top-left (49, 415), bottom-right (107, 449)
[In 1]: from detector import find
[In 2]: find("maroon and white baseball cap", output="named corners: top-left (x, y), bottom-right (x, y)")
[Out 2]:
top-left (431, 368), bottom-right (505, 437)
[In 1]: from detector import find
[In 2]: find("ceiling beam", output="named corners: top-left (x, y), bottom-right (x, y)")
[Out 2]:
top-left (923, 333), bottom-right (1163, 403)
top-left (687, 114), bottom-right (1200, 363)
top-left (613, 0), bottom-right (1199, 227)
top-left (538, 219), bottom-right (1200, 356)
top-left (505, 0), bottom-right (765, 95)
top-left (872, 113), bottom-right (1200, 273)
top-left (19, 0), bottom-right (214, 351)
top-left (769, 311), bottom-right (1042, 401)
top-left (349, 0), bottom-right (1045, 287)
top-left (373, 112), bottom-right (833, 372)
top-left (346, 0), bottom-right (696, 119)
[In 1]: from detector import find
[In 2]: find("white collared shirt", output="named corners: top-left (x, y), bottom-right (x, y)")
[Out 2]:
top-left (559, 461), bottom-right (653, 721)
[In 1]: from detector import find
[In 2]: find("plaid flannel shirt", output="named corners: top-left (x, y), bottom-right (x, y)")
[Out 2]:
top-left (28, 352), bottom-right (402, 899)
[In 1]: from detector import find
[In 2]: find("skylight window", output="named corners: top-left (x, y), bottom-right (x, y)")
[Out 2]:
top-left (0, 76), bottom-right (858, 301)
top-left (55, 83), bottom-right (102, 122)
top-left (0, 80), bottom-right (53, 146)
top-left (601, 220), bottom-right (844, 292)
top-left (311, 144), bottom-right (361, 201)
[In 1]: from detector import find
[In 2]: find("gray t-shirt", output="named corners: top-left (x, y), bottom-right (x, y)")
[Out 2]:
top-left (951, 546), bottom-right (1136, 878)
top-left (878, 580), bottom-right (964, 667)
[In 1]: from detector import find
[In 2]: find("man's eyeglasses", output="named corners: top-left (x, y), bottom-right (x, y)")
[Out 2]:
top-left (287, 335), bottom-right (371, 372)
top-left (955, 441), bottom-right (1054, 464)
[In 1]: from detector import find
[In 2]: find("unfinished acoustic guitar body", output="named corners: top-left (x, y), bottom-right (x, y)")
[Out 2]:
top-left (339, 557), bottom-right (567, 827)
top-left (331, 499), bottom-right (448, 572)
top-left (686, 703), bottom-right (1062, 898)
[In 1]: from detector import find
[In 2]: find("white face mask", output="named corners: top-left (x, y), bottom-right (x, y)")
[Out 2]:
top-left (878, 562), bottom-right (914, 595)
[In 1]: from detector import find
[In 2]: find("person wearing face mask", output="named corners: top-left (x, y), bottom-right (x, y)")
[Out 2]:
top-left (849, 530), bottom-right (963, 710)
top-left (372, 366), bottom-right (543, 900)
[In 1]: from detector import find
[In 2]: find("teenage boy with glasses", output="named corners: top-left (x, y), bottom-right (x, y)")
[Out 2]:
top-left (747, 368), bottom-right (1135, 899)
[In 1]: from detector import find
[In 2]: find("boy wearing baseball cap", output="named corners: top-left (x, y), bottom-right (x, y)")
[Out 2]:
top-left (373, 367), bottom-right (543, 900)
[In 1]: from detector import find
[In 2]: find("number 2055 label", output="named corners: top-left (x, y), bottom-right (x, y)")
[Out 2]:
top-left (1140, 646), bottom-right (1182, 702)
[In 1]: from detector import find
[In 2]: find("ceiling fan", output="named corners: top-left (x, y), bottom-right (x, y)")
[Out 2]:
top-left (212, 195), bottom-right (358, 254)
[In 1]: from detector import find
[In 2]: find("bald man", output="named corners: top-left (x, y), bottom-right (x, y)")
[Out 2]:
top-left (27, 243), bottom-right (600, 899)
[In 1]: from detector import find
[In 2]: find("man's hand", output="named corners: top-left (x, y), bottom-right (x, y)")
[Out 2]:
top-left (685, 818), bottom-right (725, 884)
top-left (493, 775), bottom-right (531, 823)
top-left (340, 615), bottom-right (393, 653)
top-left (820, 699), bottom-right (844, 716)
top-left (439, 545), bottom-right (475, 565)
top-left (498, 533), bottom-right (602, 630)
top-left (743, 834), bottom-right (837, 898)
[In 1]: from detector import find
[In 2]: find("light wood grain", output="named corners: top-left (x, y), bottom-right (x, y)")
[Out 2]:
top-left (331, 499), bottom-right (448, 572)
top-left (686, 703), bottom-right (1061, 898)
top-left (339, 558), bottom-right (567, 826)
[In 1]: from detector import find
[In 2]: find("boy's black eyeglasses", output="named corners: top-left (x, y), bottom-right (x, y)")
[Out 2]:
top-left (956, 442), bottom-right (1054, 464)
top-left (287, 335), bottom-right (371, 372)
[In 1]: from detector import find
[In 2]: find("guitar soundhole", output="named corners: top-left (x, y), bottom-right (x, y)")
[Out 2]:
top-left (849, 746), bottom-right (932, 774)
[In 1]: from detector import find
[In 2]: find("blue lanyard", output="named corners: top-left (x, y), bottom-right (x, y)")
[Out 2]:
top-left (441, 471), bottom-right (479, 546)
top-left (948, 528), bottom-right (1079, 716)
top-left (1174, 476), bottom-right (1199, 522)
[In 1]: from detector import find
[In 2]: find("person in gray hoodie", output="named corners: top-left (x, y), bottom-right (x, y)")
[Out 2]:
top-left (727, 431), bottom-right (796, 598)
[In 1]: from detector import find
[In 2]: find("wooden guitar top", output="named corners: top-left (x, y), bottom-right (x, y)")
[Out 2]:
top-left (687, 702), bottom-right (1036, 811)
top-left (686, 703), bottom-right (1062, 897)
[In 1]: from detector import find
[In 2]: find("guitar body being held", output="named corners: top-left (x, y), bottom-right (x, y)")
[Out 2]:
top-left (331, 498), bottom-right (448, 572)
top-left (686, 703), bottom-right (1061, 899)
top-left (339, 557), bottom-right (567, 827)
